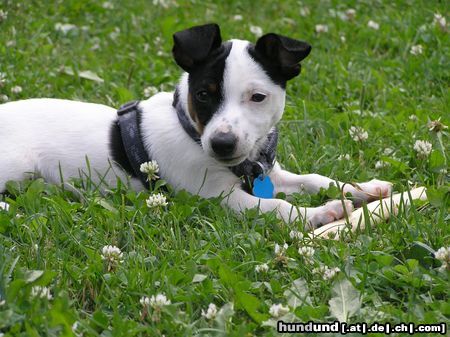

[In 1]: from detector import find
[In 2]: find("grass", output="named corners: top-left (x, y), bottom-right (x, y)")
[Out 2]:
top-left (0, 0), bottom-right (449, 336)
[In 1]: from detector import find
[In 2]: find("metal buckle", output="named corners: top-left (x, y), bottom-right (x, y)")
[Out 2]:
top-left (117, 100), bottom-right (140, 116)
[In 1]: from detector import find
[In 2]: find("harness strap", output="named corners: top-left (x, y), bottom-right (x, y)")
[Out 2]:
top-left (117, 101), bottom-right (150, 188)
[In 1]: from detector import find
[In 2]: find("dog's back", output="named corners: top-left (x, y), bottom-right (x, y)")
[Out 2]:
top-left (0, 98), bottom-right (119, 191)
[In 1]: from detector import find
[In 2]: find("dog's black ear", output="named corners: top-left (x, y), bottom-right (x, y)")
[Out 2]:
top-left (254, 33), bottom-right (311, 81)
top-left (172, 23), bottom-right (222, 72)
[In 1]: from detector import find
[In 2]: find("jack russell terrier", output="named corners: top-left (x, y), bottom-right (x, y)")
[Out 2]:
top-left (0, 23), bottom-right (392, 228)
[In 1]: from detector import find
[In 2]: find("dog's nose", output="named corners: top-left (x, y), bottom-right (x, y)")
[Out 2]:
top-left (210, 132), bottom-right (237, 158)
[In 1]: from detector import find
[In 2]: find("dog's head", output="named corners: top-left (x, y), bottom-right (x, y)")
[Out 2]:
top-left (173, 23), bottom-right (311, 165)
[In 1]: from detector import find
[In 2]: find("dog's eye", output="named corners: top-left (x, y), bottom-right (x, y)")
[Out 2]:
top-left (250, 93), bottom-right (266, 102)
top-left (196, 90), bottom-right (209, 103)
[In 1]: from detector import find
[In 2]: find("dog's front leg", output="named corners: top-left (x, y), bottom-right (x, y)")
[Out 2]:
top-left (223, 187), bottom-right (353, 229)
top-left (269, 162), bottom-right (392, 205)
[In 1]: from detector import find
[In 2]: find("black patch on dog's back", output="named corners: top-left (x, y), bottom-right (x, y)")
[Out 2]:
top-left (187, 42), bottom-right (232, 128)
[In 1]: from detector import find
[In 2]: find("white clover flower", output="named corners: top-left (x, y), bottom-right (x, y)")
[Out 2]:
top-left (410, 44), bottom-right (423, 55)
top-left (435, 247), bottom-right (450, 261)
top-left (315, 24), bottom-right (328, 33)
top-left (249, 25), bottom-right (263, 37)
top-left (0, 94), bottom-right (8, 102)
top-left (433, 13), bottom-right (447, 30)
top-left (143, 86), bottom-right (158, 98)
top-left (89, 36), bottom-right (101, 51)
top-left (367, 20), bottom-right (380, 30)
top-left (340, 35), bottom-right (346, 43)
top-left (323, 267), bottom-right (341, 281)
top-left (91, 43), bottom-right (101, 51)
top-left (298, 246), bottom-right (315, 259)
top-left (418, 24), bottom-right (428, 33)
top-left (101, 245), bottom-right (123, 270)
top-left (349, 126), bottom-right (368, 142)
top-left (102, 1), bottom-right (114, 9)
top-left (0, 10), bottom-right (7, 21)
top-left (255, 263), bottom-right (269, 273)
top-left (344, 8), bottom-right (356, 21)
top-left (312, 265), bottom-right (340, 280)
top-left (338, 154), bottom-right (351, 161)
top-left (289, 230), bottom-right (303, 240)
top-left (140, 296), bottom-right (151, 307)
top-left (109, 27), bottom-right (120, 40)
top-left (154, 36), bottom-right (163, 45)
top-left (146, 193), bottom-right (168, 208)
top-left (147, 293), bottom-right (171, 308)
top-left (201, 303), bottom-right (218, 319)
top-left (233, 14), bottom-right (243, 21)
top-left (375, 160), bottom-right (390, 170)
top-left (0, 72), bottom-right (6, 87)
top-left (30, 286), bottom-right (53, 300)
top-left (0, 202), bottom-right (9, 211)
top-left (101, 245), bottom-right (123, 260)
top-left (383, 147), bottom-right (395, 156)
top-left (299, 7), bottom-right (310, 17)
top-left (11, 85), bottom-right (22, 94)
top-left (274, 243), bottom-right (288, 256)
top-left (55, 23), bottom-right (78, 34)
top-left (269, 303), bottom-right (289, 318)
top-left (72, 321), bottom-right (81, 335)
top-left (435, 247), bottom-right (450, 272)
top-left (140, 293), bottom-right (171, 318)
top-left (328, 9), bottom-right (338, 18)
top-left (413, 140), bottom-right (432, 158)
top-left (140, 160), bottom-right (160, 180)
top-left (152, 0), bottom-right (172, 8)
top-left (409, 114), bottom-right (418, 121)
top-left (427, 118), bottom-right (448, 133)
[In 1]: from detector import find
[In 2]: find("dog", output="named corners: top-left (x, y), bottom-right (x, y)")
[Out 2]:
top-left (0, 23), bottom-right (392, 228)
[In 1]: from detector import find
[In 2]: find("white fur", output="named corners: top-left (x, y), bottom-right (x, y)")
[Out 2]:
top-left (0, 99), bottom-right (140, 190)
top-left (0, 40), bottom-right (391, 229)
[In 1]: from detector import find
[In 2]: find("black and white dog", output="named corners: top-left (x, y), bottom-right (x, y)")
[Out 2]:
top-left (0, 24), bottom-right (391, 228)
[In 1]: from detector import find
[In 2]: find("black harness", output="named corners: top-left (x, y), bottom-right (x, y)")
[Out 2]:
top-left (116, 99), bottom-right (278, 193)
top-left (116, 101), bottom-right (150, 188)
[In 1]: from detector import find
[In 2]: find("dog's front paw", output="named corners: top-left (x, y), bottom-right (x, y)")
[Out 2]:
top-left (275, 201), bottom-right (300, 224)
top-left (308, 199), bottom-right (353, 229)
top-left (345, 179), bottom-right (392, 206)
top-left (359, 179), bottom-right (392, 197)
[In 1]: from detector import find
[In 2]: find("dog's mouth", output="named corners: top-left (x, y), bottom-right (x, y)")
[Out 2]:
top-left (215, 154), bottom-right (247, 166)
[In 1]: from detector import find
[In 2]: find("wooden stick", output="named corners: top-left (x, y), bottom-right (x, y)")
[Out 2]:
top-left (312, 187), bottom-right (427, 239)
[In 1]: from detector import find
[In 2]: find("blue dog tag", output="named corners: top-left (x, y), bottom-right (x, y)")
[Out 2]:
top-left (252, 175), bottom-right (274, 199)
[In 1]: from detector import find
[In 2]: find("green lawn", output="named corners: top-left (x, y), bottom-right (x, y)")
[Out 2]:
top-left (0, 1), bottom-right (449, 336)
